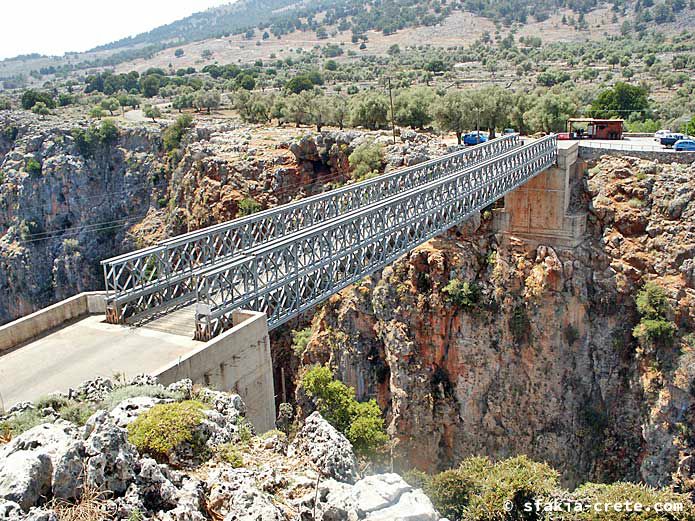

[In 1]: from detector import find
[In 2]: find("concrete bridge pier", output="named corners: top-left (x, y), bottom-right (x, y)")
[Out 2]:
top-left (493, 141), bottom-right (586, 248)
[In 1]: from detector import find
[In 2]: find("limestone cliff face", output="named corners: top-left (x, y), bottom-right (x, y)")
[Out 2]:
top-left (297, 155), bottom-right (695, 489)
top-left (0, 112), bottom-right (166, 324)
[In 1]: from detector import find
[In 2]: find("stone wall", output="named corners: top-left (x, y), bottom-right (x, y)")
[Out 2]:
top-left (579, 145), bottom-right (695, 164)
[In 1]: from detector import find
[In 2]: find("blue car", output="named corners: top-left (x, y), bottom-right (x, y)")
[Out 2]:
top-left (463, 132), bottom-right (488, 146)
top-left (674, 139), bottom-right (695, 151)
top-left (660, 133), bottom-right (686, 147)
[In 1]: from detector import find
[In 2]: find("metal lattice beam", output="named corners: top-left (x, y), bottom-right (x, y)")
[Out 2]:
top-left (194, 135), bottom-right (557, 340)
top-left (101, 135), bottom-right (521, 323)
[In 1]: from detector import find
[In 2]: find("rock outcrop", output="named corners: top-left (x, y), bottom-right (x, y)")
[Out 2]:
top-left (0, 378), bottom-right (444, 521)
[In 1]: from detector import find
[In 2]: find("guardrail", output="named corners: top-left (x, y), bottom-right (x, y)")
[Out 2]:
top-left (101, 134), bottom-right (521, 324)
top-left (194, 135), bottom-right (557, 339)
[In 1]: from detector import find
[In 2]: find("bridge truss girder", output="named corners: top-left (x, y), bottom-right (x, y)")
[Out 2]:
top-left (194, 135), bottom-right (557, 340)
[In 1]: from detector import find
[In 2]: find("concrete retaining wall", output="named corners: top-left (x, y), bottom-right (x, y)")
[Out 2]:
top-left (579, 146), bottom-right (695, 164)
top-left (155, 310), bottom-right (276, 433)
top-left (0, 292), bottom-right (106, 353)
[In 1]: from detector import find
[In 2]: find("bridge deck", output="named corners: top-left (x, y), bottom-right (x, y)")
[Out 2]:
top-left (0, 315), bottom-right (200, 408)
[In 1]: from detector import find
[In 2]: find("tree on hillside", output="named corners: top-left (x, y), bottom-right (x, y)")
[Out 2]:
top-left (350, 91), bottom-right (389, 130)
top-left (394, 87), bottom-right (436, 130)
top-left (234, 91), bottom-right (273, 124)
top-left (31, 102), bottom-right (51, 118)
top-left (195, 89), bottom-right (221, 114)
top-left (100, 97), bottom-right (120, 116)
top-left (143, 105), bottom-right (162, 122)
top-left (285, 91), bottom-right (313, 127)
top-left (475, 86), bottom-right (513, 138)
top-left (433, 91), bottom-right (474, 145)
top-left (330, 94), bottom-right (349, 130)
top-left (525, 90), bottom-right (578, 133)
top-left (285, 74), bottom-right (315, 94)
top-left (308, 93), bottom-right (333, 132)
top-left (589, 82), bottom-right (650, 120)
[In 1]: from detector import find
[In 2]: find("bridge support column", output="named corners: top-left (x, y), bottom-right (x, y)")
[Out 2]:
top-left (493, 141), bottom-right (586, 248)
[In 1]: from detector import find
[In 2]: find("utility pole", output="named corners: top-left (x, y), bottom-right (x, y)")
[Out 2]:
top-left (388, 77), bottom-right (396, 145)
top-left (475, 107), bottom-right (480, 144)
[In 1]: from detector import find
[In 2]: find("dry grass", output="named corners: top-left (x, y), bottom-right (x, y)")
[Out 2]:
top-left (50, 483), bottom-right (112, 521)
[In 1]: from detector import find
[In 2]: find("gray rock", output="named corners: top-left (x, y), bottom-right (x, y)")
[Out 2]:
top-left (353, 474), bottom-right (412, 513)
top-left (109, 397), bottom-right (159, 428)
top-left (197, 389), bottom-right (246, 417)
top-left (83, 410), bottom-right (139, 494)
top-left (166, 379), bottom-right (193, 399)
top-left (288, 412), bottom-right (358, 483)
top-left (0, 499), bottom-right (23, 519)
top-left (364, 489), bottom-right (440, 521)
top-left (0, 422), bottom-right (85, 502)
top-left (0, 452), bottom-right (51, 511)
top-left (207, 470), bottom-right (284, 521)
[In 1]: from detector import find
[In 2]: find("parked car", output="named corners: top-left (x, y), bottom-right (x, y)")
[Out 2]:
top-left (674, 139), bottom-right (695, 151)
top-left (557, 132), bottom-right (571, 140)
top-left (503, 128), bottom-right (516, 135)
top-left (654, 129), bottom-right (672, 141)
top-left (463, 132), bottom-right (488, 145)
top-left (660, 133), bottom-right (686, 147)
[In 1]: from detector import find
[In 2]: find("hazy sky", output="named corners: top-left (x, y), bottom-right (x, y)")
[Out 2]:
top-left (0, 1), bottom-right (232, 59)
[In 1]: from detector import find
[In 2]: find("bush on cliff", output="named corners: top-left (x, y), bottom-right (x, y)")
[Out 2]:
top-left (423, 455), bottom-right (559, 520)
top-left (442, 279), bottom-right (480, 311)
top-left (300, 365), bottom-right (388, 456)
top-left (127, 400), bottom-right (207, 463)
top-left (633, 282), bottom-right (677, 347)
top-left (348, 141), bottom-right (384, 181)
top-left (163, 114), bottom-right (193, 151)
top-left (568, 482), bottom-right (693, 520)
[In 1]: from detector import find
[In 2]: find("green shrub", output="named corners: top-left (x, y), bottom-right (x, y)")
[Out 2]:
top-left (127, 400), bottom-right (207, 463)
top-left (442, 279), bottom-right (480, 311)
top-left (34, 394), bottom-right (71, 410)
top-left (58, 401), bottom-right (98, 426)
top-left (25, 158), bottom-right (41, 175)
top-left (214, 443), bottom-right (245, 467)
top-left (634, 319), bottom-right (677, 346)
top-left (103, 384), bottom-right (183, 411)
top-left (510, 305), bottom-right (531, 344)
top-left (163, 114), bottom-right (193, 151)
top-left (238, 197), bottom-right (262, 217)
top-left (424, 469), bottom-right (475, 520)
top-left (633, 283), bottom-right (677, 347)
top-left (346, 400), bottom-right (389, 457)
top-left (569, 482), bottom-right (694, 520)
top-left (423, 455), bottom-right (559, 521)
top-left (71, 120), bottom-right (118, 157)
top-left (348, 142), bottom-right (384, 181)
top-left (0, 409), bottom-right (47, 437)
top-left (403, 469), bottom-right (429, 488)
top-left (636, 283), bottom-right (671, 320)
top-left (467, 455), bottom-right (559, 520)
top-left (300, 365), bottom-right (387, 456)
top-left (292, 327), bottom-right (312, 357)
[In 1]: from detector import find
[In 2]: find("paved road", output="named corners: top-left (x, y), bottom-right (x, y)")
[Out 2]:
top-left (0, 315), bottom-right (200, 409)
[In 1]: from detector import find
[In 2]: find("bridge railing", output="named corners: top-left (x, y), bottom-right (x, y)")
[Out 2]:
top-left (101, 134), bottom-right (521, 324)
top-left (194, 135), bottom-right (556, 339)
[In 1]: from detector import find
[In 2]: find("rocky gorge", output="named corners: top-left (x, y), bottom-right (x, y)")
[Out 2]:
top-left (2, 109), bottom-right (695, 514)
top-left (293, 155), bottom-right (695, 490)
top-left (0, 111), bottom-right (444, 325)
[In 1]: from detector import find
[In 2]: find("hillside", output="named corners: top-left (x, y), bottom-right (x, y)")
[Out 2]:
top-left (1, 0), bottom-right (693, 84)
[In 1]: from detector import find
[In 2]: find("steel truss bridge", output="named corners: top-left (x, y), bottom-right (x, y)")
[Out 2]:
top-left (101, 134), bottom-right (557, 340)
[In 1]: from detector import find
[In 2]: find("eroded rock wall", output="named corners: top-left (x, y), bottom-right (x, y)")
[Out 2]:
top-left (297, 155), bottom-right (695, 488)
